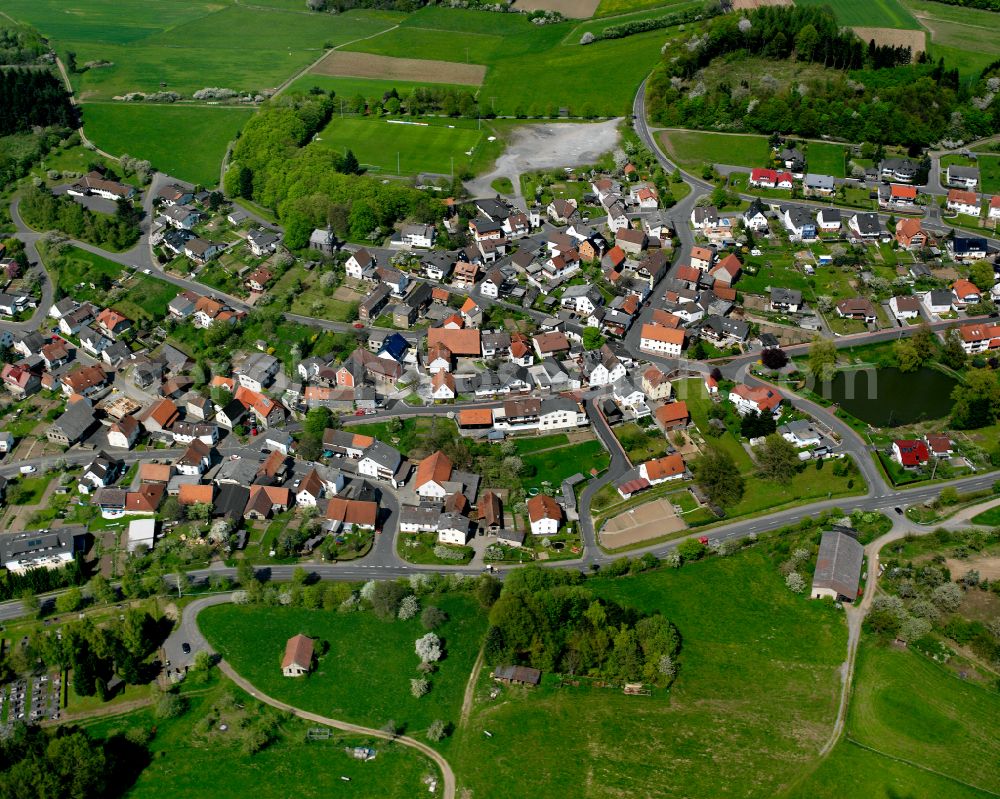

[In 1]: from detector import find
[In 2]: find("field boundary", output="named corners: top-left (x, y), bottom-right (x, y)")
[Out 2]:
top-left (845, 738), bottom-right (1000, 798)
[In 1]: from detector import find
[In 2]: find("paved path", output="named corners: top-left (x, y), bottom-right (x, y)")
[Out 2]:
top-left (178, 594), bottom-right (456, 798)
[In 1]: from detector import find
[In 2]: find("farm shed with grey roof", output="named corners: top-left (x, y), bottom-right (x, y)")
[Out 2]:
top-left (811, 530), bottom-right (864, 602)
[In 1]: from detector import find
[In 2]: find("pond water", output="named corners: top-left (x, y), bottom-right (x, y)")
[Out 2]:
top-left (823, 366), bottom-right (957, 427)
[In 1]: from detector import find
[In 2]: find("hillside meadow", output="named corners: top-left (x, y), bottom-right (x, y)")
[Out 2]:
top-left (450, 550), bottom-right (848, 797)
top-left (82, 103), bottom-right (253, 186)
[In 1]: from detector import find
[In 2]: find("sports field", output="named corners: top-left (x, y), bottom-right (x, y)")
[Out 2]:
top-left (659, 130), bottom-right (771, 171)
top-left (83, 103), bottom-right (253, 186)
top-left (794, 0), bottom-right (920, 29)
top-left (313, 116), bottom-right (484, 176)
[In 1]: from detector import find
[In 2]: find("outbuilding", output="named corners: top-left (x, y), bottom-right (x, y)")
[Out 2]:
top-left (281, 634), bottom-right (315, 677)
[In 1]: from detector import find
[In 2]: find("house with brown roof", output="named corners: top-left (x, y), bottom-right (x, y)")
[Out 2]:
top-left (244, 485), bottom-right (291, 520)
top-left (178, 483), bottom-right (215, 507)
top-left (835, 298), bottom-right (877, 323)
top-left (709, 254), bottom-right (741, 287)
top-left (458, 408), bottom-right (494, 429)
top-left (532, 331), bottom-right (570, 359)
top-left (638, 453), bottom-right (685, 485)
top-left (639, 324), bottom-right (684, 356)
top-left (428, 327), bottom-right (481, 359)
top-left (654, 401), bottom-right (689, 431)
top-left (281, 634), bottom-right (314, 677)
top-left (61, 364), bottom-right (108, 398)
top-left (642, 367), bottom-right (673, 401)
top-left (96, 308), bottom-right (131, 338)
top-left (729, 384), bottom-right (782, 416)
top-left (296, 469), bottom-right (324, 507)
top-left (414, 451), bottom-right (453, 500)
top-left (478, 490), bottom-right (502, 532)
top-left (141, 398), bottom-right (180, 435)
top-left (895, 218), bottom-right (929, 249)
top-left (126, 483), bottom-right (165, 515)
top-left (527, 494), bottom-right (561, 535)
top-left (431, 370), bottom-right (456, 400)
top-left (108, 416), bottom-right (140, 450)
top-left (690, 246), bottom-right (714, 270)
top-left (139, 462), bottom-right (172, 484)
top-left (325, 497), bottom-right (378, 530)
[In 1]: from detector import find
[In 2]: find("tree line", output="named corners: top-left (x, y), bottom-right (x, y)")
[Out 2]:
top-left (20, 184), bottom-right (141, 251)
top-left (224, 95), bottom-right (443, 248)
top-left (484, 566), bottom-right (681, 687)
top-left (0, 68), bottom-right (77, 136)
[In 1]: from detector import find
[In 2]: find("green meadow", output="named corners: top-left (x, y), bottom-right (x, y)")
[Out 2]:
top-left (659, 129), bottom-right (771, 171)
top-left (82, 104), bottom-right (253, 186)
top-left (450, 550), bottom-right (847, 798)
top-left (1, 0), bottom-right (403, 99)
top-left (795, 0), bottom-right (920, 29)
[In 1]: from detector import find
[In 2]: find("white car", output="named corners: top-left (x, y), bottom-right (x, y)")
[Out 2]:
top-left (142, 268), bottom-right (152, 275)
top-left (19, 465), bottom-right (36, 474)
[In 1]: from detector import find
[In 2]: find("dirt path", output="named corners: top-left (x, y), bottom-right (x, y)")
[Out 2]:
top-left (48, 696), bottom-right (153, 725)
top-left (459, 644), bottom-right (485, 729)
top-left (270, 25), bottom-right (401, 99)
top-left (818, 494), bottom-right (1000, 759)
top-left (219, 660), bottom-right (456, 799)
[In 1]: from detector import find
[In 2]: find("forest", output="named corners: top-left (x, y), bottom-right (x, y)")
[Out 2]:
top-left (484, 567), bottom-right (681, 686)
top-left (646, 6), bottom-right (1000, 146)
top-left (0, 69), bottom-right (76, 136)
top-left (225, 95), bottom-right (443, 248)
top-left (19, 184), bottom-right (141, 251)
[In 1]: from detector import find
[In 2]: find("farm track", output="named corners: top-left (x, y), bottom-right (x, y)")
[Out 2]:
top-left (271, 24), bottom-right (402, 98)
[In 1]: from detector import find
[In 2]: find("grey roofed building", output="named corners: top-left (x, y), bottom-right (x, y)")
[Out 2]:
top-left (363, 439), bottom-right (402, 472)
top-left (0, 527), bottom-right (87, 573)
top-left (804, 173), bottom-right (835, 192)
top-left (851, 212), bottom-right (882, 236)
top-left (160, 344), bottom-right (192, 374)
top-left (927, 289), bottom-right (953, 307)
top-left (475, 198), bottom-right (511, 221)
top-left (771, 287), bottom-right (803, 306)
top-left (702, 314), bottom-right (749, 342)
top-left (309, 227), bottom-right (336, 254)
top-left (47, 401), bottom-right (98, 446)
top-left (948, 165), bottom-right (979, 181)
top-left (909, 263), bottom-right (932, 278)
top-left (811, 529), bottom-right (864, 601)
top-left (214, 483), bottom-right (250, 521)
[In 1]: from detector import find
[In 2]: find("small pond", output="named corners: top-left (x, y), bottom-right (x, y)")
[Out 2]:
top-left (823, 366), bottom-right (957, 427)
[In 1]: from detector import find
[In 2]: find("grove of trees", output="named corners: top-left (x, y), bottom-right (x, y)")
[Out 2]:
top-left (484, 567), bottom-right (680, 687)
top-left (224, 95), bottom-right (442, 248)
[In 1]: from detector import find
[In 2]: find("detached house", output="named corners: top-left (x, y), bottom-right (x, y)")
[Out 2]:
top-left (729, 384), bottom-right (782, 417)
top-left (547, 199), bottom-right (578, 225)
top-left (947, 189), bottom-right (981, 217)
top-left (895, 218), bottom-right (928, 249)
top-left (345, 248), bottom-right (376, 280)
top-left (527, 494), bottom-right (562, 536)
top-left (582, 345), bottom-right (626, 388)
top-left (947, 165), bottom-right (979, 190)
top-left (836, 297), bottom-right (878, 323)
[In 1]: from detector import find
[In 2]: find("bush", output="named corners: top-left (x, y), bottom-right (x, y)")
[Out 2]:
top-left (155, 691), bottom-right (187, 719)
top-left (410, 677), bottom-right (429, 698)
top-left (426, 719), bottom-right (447, 742)
top-left (677, 539), bottom-right (706, 562)
top-left (421, 606), bottom-right (447, 630)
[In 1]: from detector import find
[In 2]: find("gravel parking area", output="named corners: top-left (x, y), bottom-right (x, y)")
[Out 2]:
top-left (467, 119), bottom-right (621, 202)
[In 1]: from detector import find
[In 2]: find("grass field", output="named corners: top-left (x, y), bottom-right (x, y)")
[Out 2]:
top-left (2, 0), bottom-right (404, 99)
top-left (313, 116), bottom-right (484, 176)
top-left (334, 6), bottom-right (680, 117)
top-left (970, 505), bottom-right (1000, 525)
top-left (783, 739), bottom-right (994, 799)
top-left (795, 0), bottom-right (920, 29)
top-left (76, 676), bottom-right (436, 799)
top-left (845, 639), bottom-right (1000, 793)
top-left (451, 550), bottom-right (847, 798)
top-left (199, 592), bottom-right (486, 743)
top-left (519, 439), bottom-right (610, 489)
top-left (511, 433), bottom-right (570, 454)
top-left (807, 142), bottom-right (848, 178)
top-left (659, 130), bottom-right (770, 171)
top-left (44, 244), bottom-right (178, 321)
top-left (82, 104), bottom-right (252, 186)
top-left (901, 0), bottom-right (1000, 78)
top-left (593, 0), bottom-right (694, 16)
